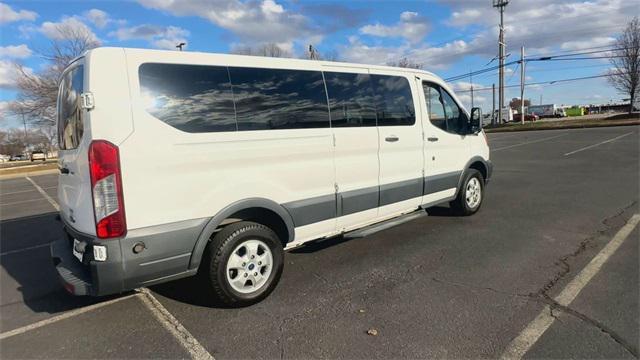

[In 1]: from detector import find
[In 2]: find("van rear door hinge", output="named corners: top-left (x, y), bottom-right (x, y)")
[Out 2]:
top-left (80, 92), bottom-right (95, 110)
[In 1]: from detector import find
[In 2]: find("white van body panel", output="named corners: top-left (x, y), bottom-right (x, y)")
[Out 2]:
top-left (122, 49), bottom-right (336, 231)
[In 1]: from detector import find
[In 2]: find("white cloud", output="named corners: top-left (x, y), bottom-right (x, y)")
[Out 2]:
top-left (137, 0), bottom-right (319, 50)
top-left (360, 11), bottom-right (430, 44)
top-left (0, 101), bottom-right (9, 116)
top-left (560, 36), bottom-right (616, 51)
top-left (452, 81), bottom-right (485, 92)
top-left (40, 17), bottom-right (100, 43)
top-left (110, 25), bottom-right (189, 50)
top-left (84, 9), bottom-right (110, 29)
top-left (339, 36), bottom-right (408, 65)
top-left (442, 0), bottom-right (635, 54)
top-left (0, 44), bottom-right (32, 59)
top-left (0, 60), bottom-right (32, 89)
top-left (0, 2), bottom-right (37, 24)
top-left (343, 0), bottom-right (634, 73)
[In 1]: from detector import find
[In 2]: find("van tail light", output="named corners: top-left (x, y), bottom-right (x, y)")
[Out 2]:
top-left (89, 140), bottom-right (126, 239)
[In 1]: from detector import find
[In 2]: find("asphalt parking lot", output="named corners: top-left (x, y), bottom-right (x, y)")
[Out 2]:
top-left (1, 125), bottom-right (638, 359)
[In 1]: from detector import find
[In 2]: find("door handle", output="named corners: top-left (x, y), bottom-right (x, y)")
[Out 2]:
top-left (427, 137), bottom-right (439, 142)
top-left (59, 166), bottom-right (70, 174)
top-left (385, 135), bottom-right (399, 142)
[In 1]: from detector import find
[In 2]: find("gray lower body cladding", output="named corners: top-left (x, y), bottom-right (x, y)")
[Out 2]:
top-left (283, 171), bottom-right (463, 227)
top-left (51, 218), bottom-right (207, 296)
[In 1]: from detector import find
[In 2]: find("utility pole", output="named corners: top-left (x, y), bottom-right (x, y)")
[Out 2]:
top-left (493, 0), bottom-right (509, 124)
top-left (492, 83), bottom-right (496, 125)
top-left (520, 46), bottom-right (525, 125)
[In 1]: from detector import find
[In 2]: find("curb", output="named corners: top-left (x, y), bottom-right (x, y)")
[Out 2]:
top-left (485, 121), bottom-right (640, 133)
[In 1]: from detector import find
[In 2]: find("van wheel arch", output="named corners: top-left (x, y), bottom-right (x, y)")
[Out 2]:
top-left (189, 198), bottom-right (295, 271)
top-left (468, 161), bottom-right (487, 183)
top-left (454, 157), bottom-right (489, 198)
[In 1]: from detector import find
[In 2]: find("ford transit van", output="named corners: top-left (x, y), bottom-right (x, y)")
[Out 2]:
top-left (52, 47), bottom-right (492, 306)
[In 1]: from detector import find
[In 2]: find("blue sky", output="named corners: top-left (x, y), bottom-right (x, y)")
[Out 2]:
top-left (0, 0), bottom-right (636, 129)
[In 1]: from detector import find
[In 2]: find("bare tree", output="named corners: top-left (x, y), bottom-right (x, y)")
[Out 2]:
top-left (608, 16), bottom-right (640, 114)
top-left (387, 57), bottom-right (423, 69)
top-left (232, 43), bottom-right (291, 58)
top-left (10, 22), bottom-right (99, 128)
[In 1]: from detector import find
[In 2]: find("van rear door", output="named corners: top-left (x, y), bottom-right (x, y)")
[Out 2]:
top-left (57, 61), bottom-right (96, 235)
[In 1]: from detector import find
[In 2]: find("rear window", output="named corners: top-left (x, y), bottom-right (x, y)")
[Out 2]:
top-left (57, 65), bottom-right (84, 150)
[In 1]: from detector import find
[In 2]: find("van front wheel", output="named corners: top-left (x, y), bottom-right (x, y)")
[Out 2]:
top-left (450, 169), bottom-right (484, 216)
top-left (202, 221), bottom-right (284, 307)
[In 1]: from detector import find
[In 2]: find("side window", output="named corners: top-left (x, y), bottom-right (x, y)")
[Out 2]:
top-left (324, 72), bottom-right (377, 127)
top-left (57, 65), bottom-right (84, 150)
top-left (370, 75), bottom-right (415, 126)
top-left (422, 83), bottom-right (447, 131)
top-left (139, 63), bottom-right (237, 133)
top-left (422, 82), bottom-right (469, 135)
top-left (229, 67), bottom-right (330, 130)
top-left (441, 90), bottom-right (468, 135)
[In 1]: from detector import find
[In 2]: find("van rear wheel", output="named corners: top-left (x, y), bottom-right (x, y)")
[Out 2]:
top-left (450, 169), bottom-right (484, 216)
top-left (202, 221), bottom-right (284, 307)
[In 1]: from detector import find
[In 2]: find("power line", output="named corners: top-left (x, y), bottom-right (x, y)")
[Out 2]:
top-left (445, 47), bottom-right (637, 82)
top-left (454, 73), bottom-right (620, 93)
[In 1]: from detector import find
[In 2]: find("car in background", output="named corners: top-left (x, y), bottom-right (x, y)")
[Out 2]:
top-left (513, 113), bottom-right (539, 122)
top-left (30, 150), bottom-right (46, 161)
top-left (9, 154), bottom-right (26, 161)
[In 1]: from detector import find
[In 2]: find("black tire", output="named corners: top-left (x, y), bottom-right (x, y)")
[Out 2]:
top-left (201, 221), bottom-right (284, 307)
top-left (450, 169), bottom-right (484, 216)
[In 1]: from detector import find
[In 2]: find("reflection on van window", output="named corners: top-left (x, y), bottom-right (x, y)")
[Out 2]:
top-left (229, 67), bottom-right (330, 130)
top-left (57, 65), bottom-right (84, 150)
top-left (370, 75), bottom-right (415, 126)
top-left (139, 63), bottom-right (237, 133)
top-left (324, 72), bottom-right (377, 127)
top-left (423, 82), bottom-right (469, 135)
top-left (441, 90), bottom-right (468, 134)
top-left (423, 83), bottom-right (447, 131)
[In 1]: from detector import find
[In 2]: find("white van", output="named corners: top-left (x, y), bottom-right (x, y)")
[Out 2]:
top-left (52, 47), bottom-right (492, 306)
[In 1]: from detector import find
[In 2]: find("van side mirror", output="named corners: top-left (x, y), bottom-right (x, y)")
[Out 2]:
top-left (470, 107), bottom-right (482, 134)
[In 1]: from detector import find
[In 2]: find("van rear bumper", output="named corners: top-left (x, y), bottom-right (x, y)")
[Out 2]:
top-left (51, 218), bottom-right (208, 296)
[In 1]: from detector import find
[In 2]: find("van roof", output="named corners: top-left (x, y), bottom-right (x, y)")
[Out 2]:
top-left (84, 46), bottom-right (439, 78)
